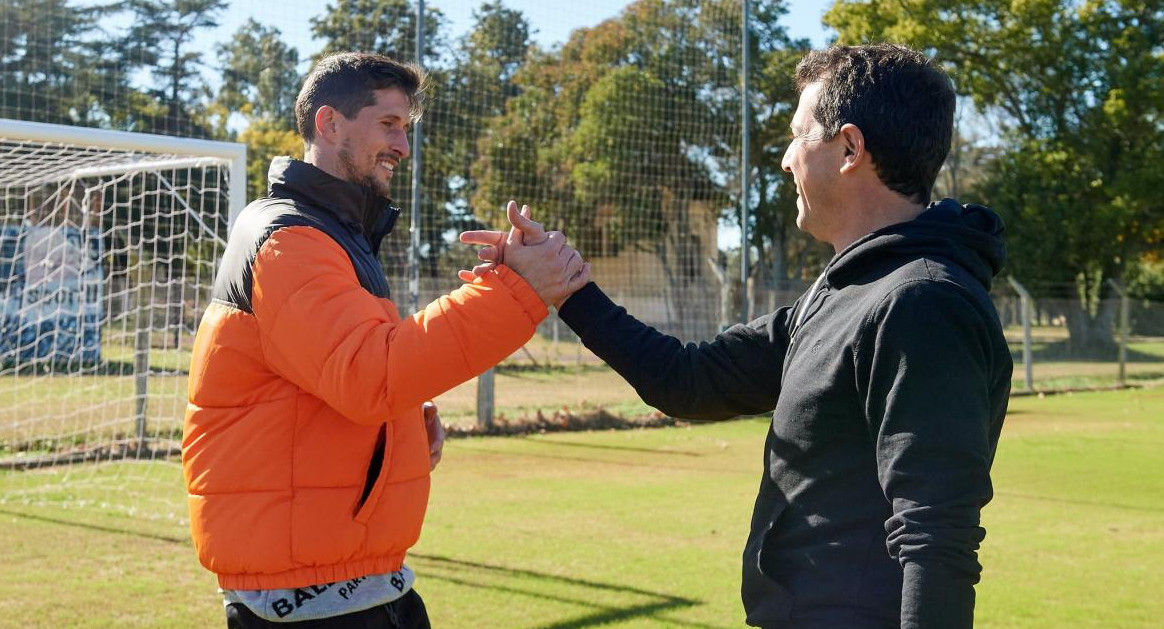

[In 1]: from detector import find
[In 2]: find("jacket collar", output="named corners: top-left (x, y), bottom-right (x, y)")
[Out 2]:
top-left (266, 156), bottom-right (399, 251)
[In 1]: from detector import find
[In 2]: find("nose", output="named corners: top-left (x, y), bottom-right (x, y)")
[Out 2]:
top-left (781, 144), bottom-right (793, 173)
top-left (393, 129), bottom-right (411, 160)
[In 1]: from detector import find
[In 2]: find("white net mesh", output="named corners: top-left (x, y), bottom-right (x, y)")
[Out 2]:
top-left (0, 126), bottom-right (233, 527)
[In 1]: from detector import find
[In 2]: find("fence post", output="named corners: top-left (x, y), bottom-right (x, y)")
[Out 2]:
top-left (1106, 279), bottom-right (1129, 386)
top-left (739, 0), bottom-right (751, 323)
top-left (1007, 276), bottom-right (1034, 392)
top-left (477, 368), bottom-right (495, 430)
top-left (407, 0), bottom-right (425, 316)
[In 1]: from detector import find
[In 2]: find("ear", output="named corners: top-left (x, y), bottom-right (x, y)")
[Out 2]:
top-left (313, 106), bottom-right (340, 145)
top-left (837, 123), bottom-right (867, 175)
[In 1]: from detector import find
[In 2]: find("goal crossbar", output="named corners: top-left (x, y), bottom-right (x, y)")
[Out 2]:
top-left (0, 119), bottom-right (247, 226)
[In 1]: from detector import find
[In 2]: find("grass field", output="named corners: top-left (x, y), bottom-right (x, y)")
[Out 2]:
top-left (5, 328), bottom-right (1162, 445)
top-left (0, 387), bottom-right (1162, 628)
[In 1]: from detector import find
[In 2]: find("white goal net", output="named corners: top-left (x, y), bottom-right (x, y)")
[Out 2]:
top-left (0, 120), bottom-right (244, 530)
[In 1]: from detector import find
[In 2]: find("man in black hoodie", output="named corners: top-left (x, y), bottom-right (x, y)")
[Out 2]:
top-left (464, 44), bottom-right (1011, 629)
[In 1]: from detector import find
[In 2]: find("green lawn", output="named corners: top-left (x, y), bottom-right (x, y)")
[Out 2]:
top-left (0, 388), bottom-right (1162, 627)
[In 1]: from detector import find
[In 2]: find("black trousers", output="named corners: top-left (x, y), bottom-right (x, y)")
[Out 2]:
top-left (226, 589), bottom-right (431, 629)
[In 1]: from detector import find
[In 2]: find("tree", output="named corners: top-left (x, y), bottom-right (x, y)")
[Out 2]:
top-left (418, 3), bottom-right (536, 279)
top-left (123, 0), bottom-right (227, 137)
top-left (473, 0), bottom-right (810, 332)
top-left (0, 0), bottom-right (131, 126)
top-left (216, 20), bottom-right (303, 199)
top-left (310, 0), bottom-right (446, 65)
top-left (217, 19), bottom-right (300, 128)
top-left (740, 9), bottom-right (826, 301)
top-left (825, 0), bottom-right (1164, 353)
top-left (238, 119), bottom-right (303, 201)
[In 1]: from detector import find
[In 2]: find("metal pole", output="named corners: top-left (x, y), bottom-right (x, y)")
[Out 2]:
top-left (739, 0), bottom-right (751, 323)
top-left (1007, 276), bottom-right (1034, 392)
top-left (1107, 279), bottom-right (1129, 386)
top-left (408, 0), bottom-right (424, 315)
top-left (477, 368), bottom-right (495, 430)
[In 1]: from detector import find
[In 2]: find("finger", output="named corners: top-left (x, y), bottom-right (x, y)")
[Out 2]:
top-left (561, 248), bottom-right (584, 278)
top-left (477, 246), bottom-right (498, 262)
top-left (460, 229), bottom-right (505, 246)
top-left (458, 262), bottom-right (496, 282)
top-left (564, 262), bottom-right (593, 295)
top-left (520, 204), bottom-right (544, 244)
top-left (544, 231), bottom-right (566, 253)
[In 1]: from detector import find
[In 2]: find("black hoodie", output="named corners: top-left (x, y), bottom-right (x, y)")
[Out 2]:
top-left (558, 199), bottom-right (1012, 629)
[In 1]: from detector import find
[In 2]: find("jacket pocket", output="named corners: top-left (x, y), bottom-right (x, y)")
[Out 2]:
top-left (741, 490), bottom-right (793, 626)
top-left (354, 422), bottom-right (392, 523)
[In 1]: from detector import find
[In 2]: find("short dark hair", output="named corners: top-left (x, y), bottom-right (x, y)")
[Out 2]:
top-left (795, 44), bottom-right (955, 204)
top-left (295, 52), bottom-right (426, 143)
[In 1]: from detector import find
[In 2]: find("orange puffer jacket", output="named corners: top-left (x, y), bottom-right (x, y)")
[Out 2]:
top-left (183, 158), bottom-right (547, 590)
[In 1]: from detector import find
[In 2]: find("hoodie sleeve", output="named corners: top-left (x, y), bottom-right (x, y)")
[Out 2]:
top-left (856, 279), bottom-right (999, 629)
top-left (557, 282), bottom-right (790, 420)
top-left (250, 226), bottom-right (547, 425)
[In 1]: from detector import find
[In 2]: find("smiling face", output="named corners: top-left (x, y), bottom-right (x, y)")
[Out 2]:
top-left (781, 82), bottom-right (844, 242)
top-left (333, 88), bottom-right (412, 200)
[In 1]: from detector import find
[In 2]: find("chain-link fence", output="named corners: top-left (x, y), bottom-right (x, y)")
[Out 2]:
top-left (2, 0), bottom-right (1161, 431)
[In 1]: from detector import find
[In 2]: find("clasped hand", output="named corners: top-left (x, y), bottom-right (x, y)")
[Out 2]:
top-left (459, 201), bottom-right (591, 308)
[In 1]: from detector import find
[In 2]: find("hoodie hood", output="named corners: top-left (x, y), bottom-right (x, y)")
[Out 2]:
top-left (267, 156), bottom-right (399, 254)
top-left (826, 198), bottom-right (1007, 291)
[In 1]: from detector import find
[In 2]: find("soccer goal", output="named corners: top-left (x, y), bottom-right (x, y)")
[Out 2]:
top-left (0, 119), bottom-right (244, 529)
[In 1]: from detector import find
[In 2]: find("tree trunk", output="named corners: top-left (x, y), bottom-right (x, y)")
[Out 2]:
top-left (1065, 298), bottom-right (1117, 356)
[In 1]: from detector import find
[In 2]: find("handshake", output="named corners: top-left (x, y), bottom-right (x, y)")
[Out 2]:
top-left (459, 200), bottom-right (591, 309)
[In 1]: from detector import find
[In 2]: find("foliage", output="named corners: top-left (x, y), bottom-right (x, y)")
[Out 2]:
top-left (123, 0), bottom-right (227, 137)
top-left (310, 0), bottom-right (447, 65)
top-left (0, 0), bottom-right (129, 127)
top-left (238, 119), bottom-right (303, 202)
top-left (216, 19), bottom-right (300, 129)
top-left (825, 0), bottom-right (1164, 352)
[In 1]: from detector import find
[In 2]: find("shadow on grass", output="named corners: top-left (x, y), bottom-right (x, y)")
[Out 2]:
top-left (993, 492), bottom-right (1164, 514)
top-left (1013, 341), bottom-right (1164, 363)
top-left (527, 436), bottom-right (704, 457)
top-left (0, 506), bottom-right (187, 544)
top-left (411, 553), bottom-right (718, 629)
top-left (453, 442), bottom-right (746, 475)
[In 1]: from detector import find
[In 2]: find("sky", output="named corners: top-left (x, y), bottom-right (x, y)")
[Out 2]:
top-left (201, 0), bottom-right (835, 71)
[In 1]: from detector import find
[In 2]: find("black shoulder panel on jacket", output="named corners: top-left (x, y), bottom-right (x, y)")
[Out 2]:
top-left (211, 198), bottom-right (391, 314)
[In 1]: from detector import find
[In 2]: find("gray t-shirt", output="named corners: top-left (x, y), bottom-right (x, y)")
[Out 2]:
top-left (223, 565), bottom-right (415, 622)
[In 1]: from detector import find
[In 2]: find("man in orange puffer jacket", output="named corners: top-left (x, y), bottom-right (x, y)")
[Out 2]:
top-left (183, 52), bottom-right (590, 628)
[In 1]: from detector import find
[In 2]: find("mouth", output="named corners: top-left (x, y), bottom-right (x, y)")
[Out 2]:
top-left (378, 158), bottom-right (398, 176)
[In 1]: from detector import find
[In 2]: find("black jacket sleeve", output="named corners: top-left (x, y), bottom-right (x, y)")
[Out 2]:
top-left (557, 282), bottom-right (791, 420)
top-left (856, 280), bottom-right (1001, 629)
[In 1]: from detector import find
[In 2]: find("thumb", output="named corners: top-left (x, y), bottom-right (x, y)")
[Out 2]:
top-left (505, 200), bottom-right (524, 247)
top-left (507, 201), bottom-right (547, 246)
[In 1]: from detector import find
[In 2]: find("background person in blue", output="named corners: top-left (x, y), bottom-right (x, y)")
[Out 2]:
top-left (464, 44), bottom-right (1012, 629)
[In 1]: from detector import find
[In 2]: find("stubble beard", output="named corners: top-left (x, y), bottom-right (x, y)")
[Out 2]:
top-left (338, 143), bottom-right (393, 201)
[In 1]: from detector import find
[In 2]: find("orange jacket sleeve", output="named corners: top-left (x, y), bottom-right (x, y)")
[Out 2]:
top-left (250, 226), bottom-right (547, 425)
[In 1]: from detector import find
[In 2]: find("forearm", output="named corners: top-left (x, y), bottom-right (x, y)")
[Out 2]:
top-left (901, 560), bottom-right (976, 629)
top-left (558, 283), bottom-right (786, 419)
top-left (254, 230), bottom-right (547, 424)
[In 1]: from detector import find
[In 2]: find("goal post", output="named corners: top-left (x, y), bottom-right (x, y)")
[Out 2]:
top-left (0, 119), bottom-right (245, 528)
